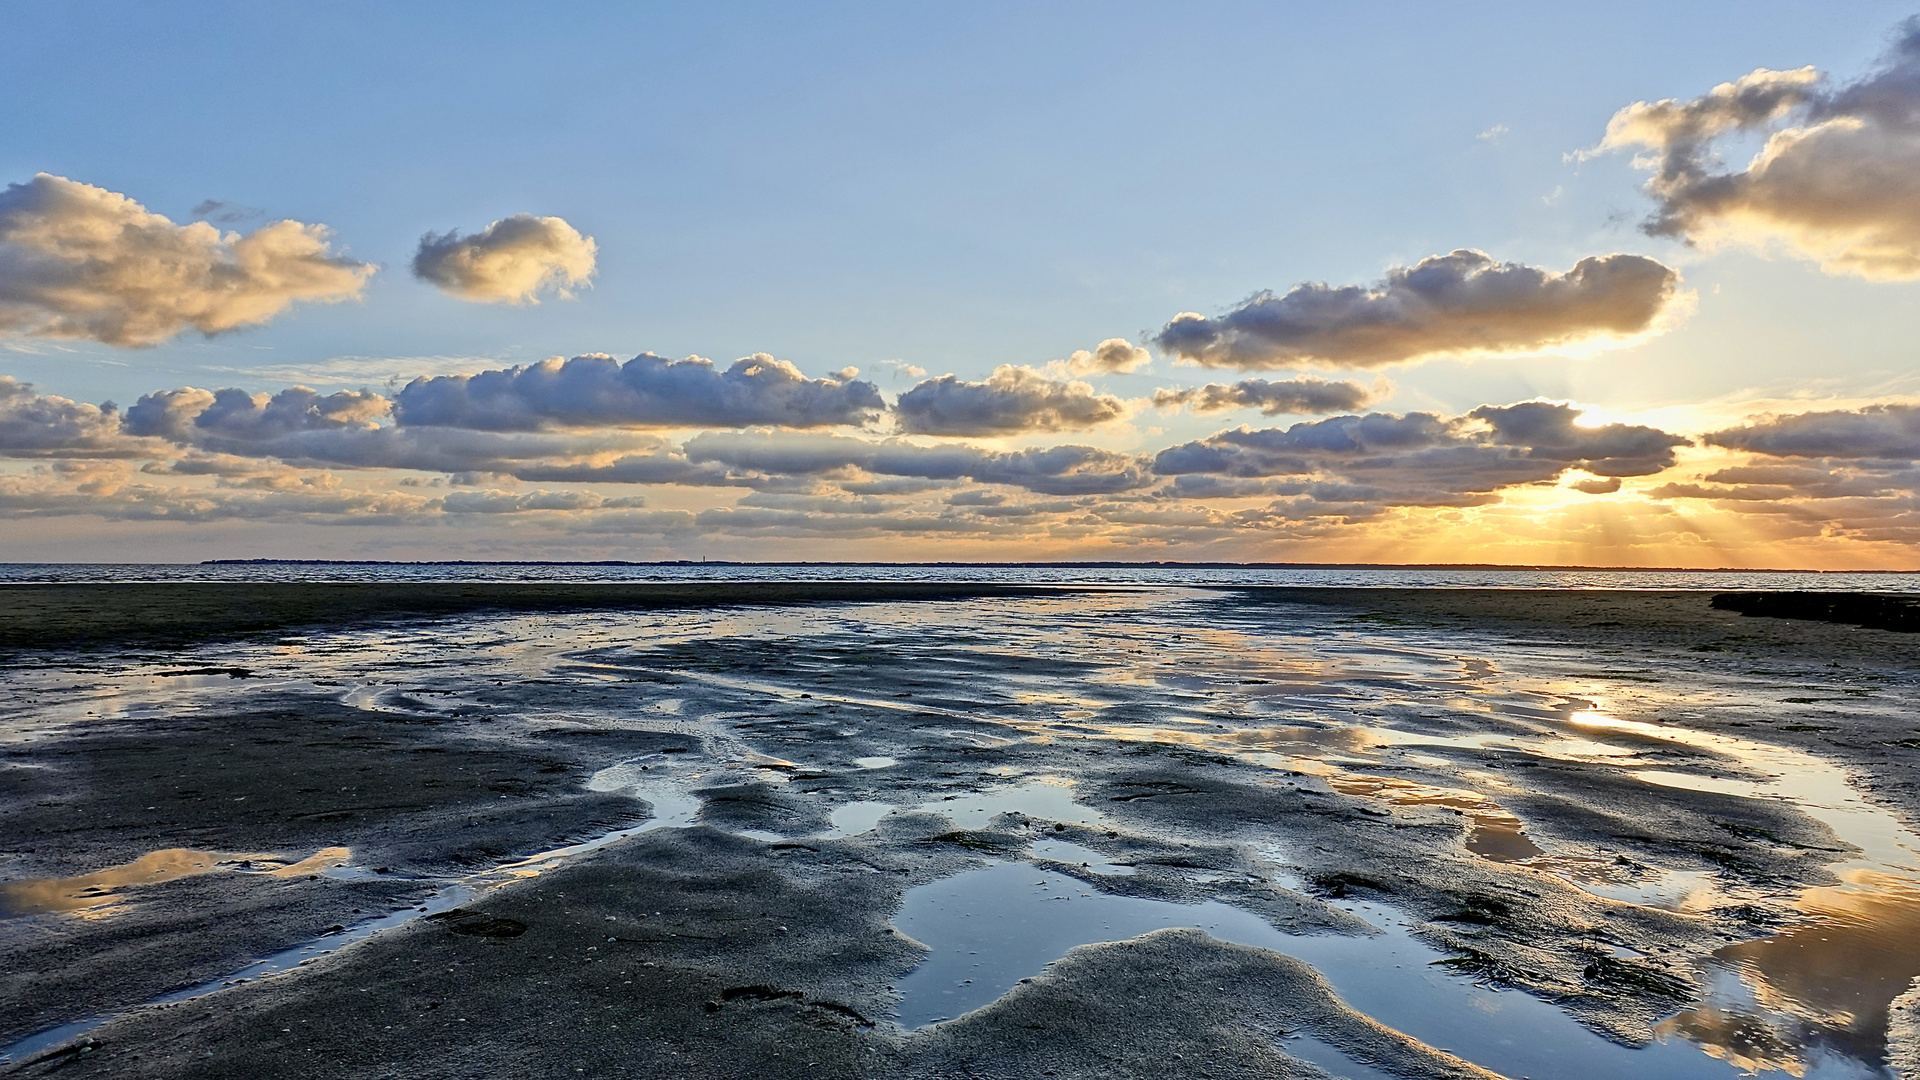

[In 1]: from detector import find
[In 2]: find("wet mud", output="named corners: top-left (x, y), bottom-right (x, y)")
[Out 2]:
top-left (2, 587), bottom-right (1918, 1078)
top-left (1711, 591), bottom-right (1920, 634)
top-left (0, 581), bottom-right (1071, 651)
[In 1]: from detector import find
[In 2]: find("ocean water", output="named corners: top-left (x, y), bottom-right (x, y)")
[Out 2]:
top-left (1, 561), bottom-right (1917, 590)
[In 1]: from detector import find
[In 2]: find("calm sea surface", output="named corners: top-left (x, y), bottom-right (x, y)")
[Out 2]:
top-left (2, 562), bottom-right (1917, 590)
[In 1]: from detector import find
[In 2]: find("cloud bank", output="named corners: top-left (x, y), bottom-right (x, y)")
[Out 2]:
top-left (1156, 402), bottom-right (1687, 508)
top-left (1595, 20), bottom-right (1920, 279)
top-left (1153, 376), bottom-right (1378, 416)
top-left (895, 366), bottom-right (1126, 435)
top-left (412, 214), bottom-right (597, 303)
top-left (1152, 250), bottom-right (1681, 369)
top-left (1705, 403), bottom-right (1920, 460)
top-left (118, 381), bottom-right (743, 486)
top-left (0, 174), bottom-right (374, 346)
top-left (1646, 401), bottom-right (1920, 545)
top-left (685, 432), bottom-right (1151, 496)
top-left (394, 353), bottom-right (883, 431)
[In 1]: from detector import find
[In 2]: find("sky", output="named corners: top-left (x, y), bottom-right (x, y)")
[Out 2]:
top-left (5, 1), bottom-right (1920, 566)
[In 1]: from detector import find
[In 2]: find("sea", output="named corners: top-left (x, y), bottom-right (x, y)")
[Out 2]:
top-left (3, 561), bottom-right (1919, 590)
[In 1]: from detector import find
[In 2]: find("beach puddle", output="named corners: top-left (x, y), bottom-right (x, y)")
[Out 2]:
top-left (1555, 864), bottom-right (1724, 912)
top-left (820, 801), bottom-right (894, 839)
top-left (1281, 1033), bottom-right (1402, 1080)
top-left (919, 777), bottom-right (1107, 830)
top-left (891, 864), bottom-right (1752, 1078)
top-left (490, 783), bottom-right (702, 882)
top-left (1662, 869), bottom-right (1920, 1073)
top-left (1029, 839), bottom-right (1135, 876)
top-left (1318, 771), bottom-right (1546, 862)
top-left (0, 847), bottom-right (352, 918)
top-left (891, 862), bottom-right (1287, 1028)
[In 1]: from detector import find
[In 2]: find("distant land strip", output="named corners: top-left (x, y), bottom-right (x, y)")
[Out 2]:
top-left (192, 559), bottom-right (1918, 573)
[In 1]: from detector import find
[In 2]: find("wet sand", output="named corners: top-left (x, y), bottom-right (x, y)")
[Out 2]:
top-left (1234, 587), bottom-right (1920, 823)
top-left (0, 581), bottom-right (1073, 651)
top-left (2, 586), bottom-right (1918, 1079)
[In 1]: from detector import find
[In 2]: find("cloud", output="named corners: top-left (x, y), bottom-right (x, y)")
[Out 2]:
top-left (501, 451), bottom-right (753, 489)
top-left (125, 385), bottom-right (389, 443)
top-left (1153, 376), bottom-right (1379, 416)
top-left (1658, 403), bottom-right (1920, 537)
top-left (1153, 401), bottom-right (1687, 510)
top-left (438, 488), bottom-right (648, 514)
top-left (394, 353), bottom-right (884, 431)
top-left (684, 431), bottom-right (1152, 496)
top-left (411, 214), bottom-right (596, 303)
top-left (1062, 339), bottom-right (1151, 375)
top-left (1592, 20), bottom-right (1920, 279)
top-left (0, 360), bottom-right (1742, 551)
top-left (0, 460), bottom-right (678, 527)
top-left (201, 354), bottom-right (504, 389)
top-left (114, 379), bottom-right (780, 491)
top-left (0, 173), bottom-right (374, 346)
top-left (1151, 250), bottom-right (1682, 369)
top-left (0, 463), bottom-right (437, 523)
top-left (190, 199), bottom-right (264, 224)
top-left (0, 376), bottom-right (145, 457)
top-left (1569, 476), bottom-right (1623, 495)
top-left (1705, 402), bottom-right (1920, 459)
top-left (876, 360), bottom-right (928, 380)
top-left (894, 365), bottom-right (1127, 436)
top-left (1644, 450), bottom-right (1920, 546)
top-left (1467, 401), bottom-right (1689, 476)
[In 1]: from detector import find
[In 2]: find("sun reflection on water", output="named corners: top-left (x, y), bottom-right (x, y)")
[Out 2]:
top-left (0, 846), bottom-right (352, 919)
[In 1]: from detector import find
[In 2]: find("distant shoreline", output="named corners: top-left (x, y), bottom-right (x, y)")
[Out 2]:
top-left (130, 558), bottom-right (1920, 574)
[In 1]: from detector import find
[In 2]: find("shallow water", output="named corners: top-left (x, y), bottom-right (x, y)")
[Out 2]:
top-left (3, 587), bottom-right (1917, 1077)
top-left (8, 561), bottom-right (1920, 591)
top-left (0, 847), bottom-right (351, 918)
top-left (893, 863), bottom-right (1756, 1078)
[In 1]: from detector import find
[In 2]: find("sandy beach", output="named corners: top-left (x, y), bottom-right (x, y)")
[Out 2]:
top-left (2, 585), bottom-right (1917, 1079)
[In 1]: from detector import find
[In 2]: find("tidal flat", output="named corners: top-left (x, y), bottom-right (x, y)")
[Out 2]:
top-left (1, 584), bottom-right (1918, 1079)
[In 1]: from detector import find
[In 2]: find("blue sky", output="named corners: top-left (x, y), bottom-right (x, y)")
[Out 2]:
top-left (5, 3), bottom-right (1920, 564)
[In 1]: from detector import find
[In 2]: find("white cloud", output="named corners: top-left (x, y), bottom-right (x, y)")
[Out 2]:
top-left (411, 214), bottom-right (597, 304)
top-left (0, 174), bottom-right (374, 347)
top-left (202, 354), bottom-right (505, 389)
top-left (1061, 338), bottom-right (1151, 375)
top-left (895, 365), bottom-right (1127, 436)
top-left (1592, 22), bottom-right (1920, 279)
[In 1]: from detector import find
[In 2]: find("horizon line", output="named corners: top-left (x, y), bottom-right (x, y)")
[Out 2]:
top-left (139, 558), bottom-right (1920, 574)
